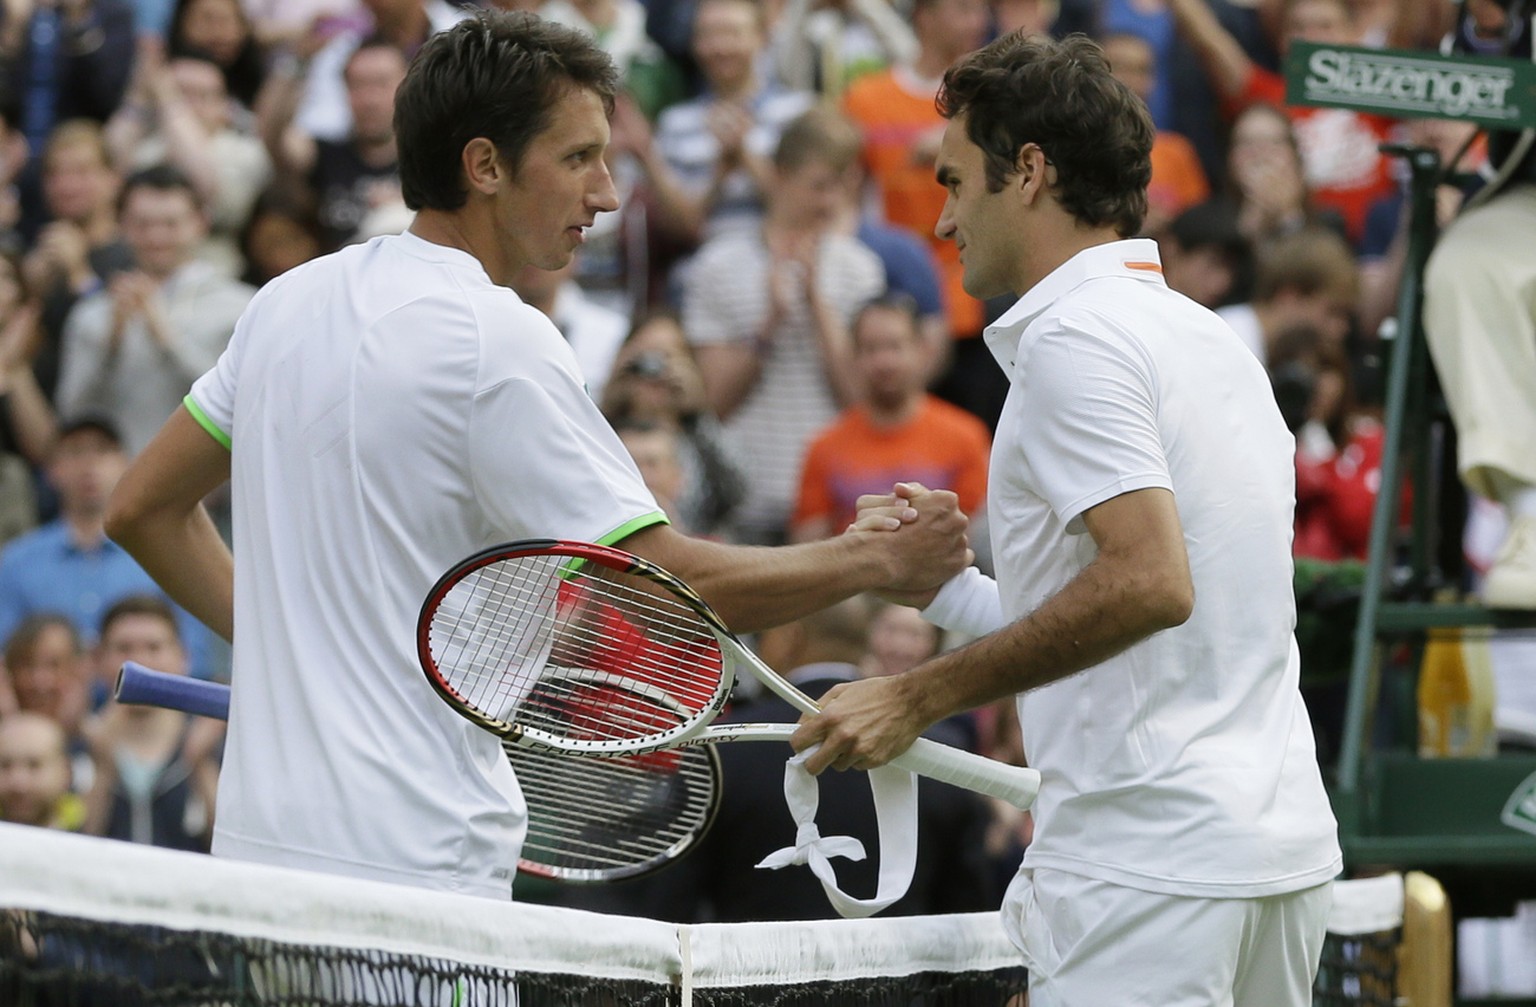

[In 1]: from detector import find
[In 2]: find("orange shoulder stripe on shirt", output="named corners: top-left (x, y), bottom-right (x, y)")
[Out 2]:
top-left (1123, 261), bottom-right (1163, 274)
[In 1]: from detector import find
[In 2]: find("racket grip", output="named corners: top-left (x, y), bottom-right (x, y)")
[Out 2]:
top-left (115, 661), bottom-right (231, 721)
top-left (891, 738), bottom-right (1040, 810)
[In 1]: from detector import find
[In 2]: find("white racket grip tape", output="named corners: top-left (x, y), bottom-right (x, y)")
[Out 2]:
top-left (889, 739), bottom-right (1039, 810)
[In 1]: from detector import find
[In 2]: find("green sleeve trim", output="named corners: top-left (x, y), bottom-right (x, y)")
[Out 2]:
top-left (183, 394), bottom-right (232, 451)
top-left (595, 511), bottom-right (670, 546)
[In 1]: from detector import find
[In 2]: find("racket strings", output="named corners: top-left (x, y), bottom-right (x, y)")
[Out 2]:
top-left (510, 743), bottom-right (718, 877)
top-left (427, 554), bottom-right (725, 745)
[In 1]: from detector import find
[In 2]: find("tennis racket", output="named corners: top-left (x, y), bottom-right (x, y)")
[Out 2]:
top-left (417, 539), bottom-right (1040, 809)
top-left (113, 661), bottom-right (724, 883)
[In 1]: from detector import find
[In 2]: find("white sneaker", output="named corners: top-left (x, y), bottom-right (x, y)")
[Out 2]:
top-left (1483, 514), bottom-right (1536, 609)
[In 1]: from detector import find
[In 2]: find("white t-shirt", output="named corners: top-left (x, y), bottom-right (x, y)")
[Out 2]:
top-left (684, 230), bottom-right (884, 540)
top-left (980, 239), bottom-right (1340, 900)
top-left (187, 230), bottom-right (665, 898)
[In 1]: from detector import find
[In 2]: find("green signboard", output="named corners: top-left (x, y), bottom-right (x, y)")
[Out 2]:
top-left (1285, 42), bottom-right (1536, 130)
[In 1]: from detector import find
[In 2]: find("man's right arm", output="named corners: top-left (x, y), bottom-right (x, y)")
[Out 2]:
top-left (618, 483), bottom-right (971, 633)
top-left (104, 407), bottom-right (234, 641)
top-left (1166, 0), bottom-right (1254, 103)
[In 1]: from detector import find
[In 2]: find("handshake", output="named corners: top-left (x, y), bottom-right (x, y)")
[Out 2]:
top-left (844, 480), bottom-right (974, 607)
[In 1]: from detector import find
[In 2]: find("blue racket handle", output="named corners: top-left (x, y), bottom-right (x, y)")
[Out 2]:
top-left (115, 661), bottom-right (231, 721)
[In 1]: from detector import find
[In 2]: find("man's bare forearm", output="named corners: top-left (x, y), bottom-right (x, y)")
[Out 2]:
top-left (105, 407), bottom-right (236, 641)
top-left (112, 505), bottom-right (235, 642)
top-left (621, 490), bottom-right (969, 632)
top-left (901, 550), bottom-right (1193, 728)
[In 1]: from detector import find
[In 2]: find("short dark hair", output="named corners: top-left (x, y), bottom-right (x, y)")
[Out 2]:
top-left (936, 32), bottom-right (1153, 237)
top-left (344, 34), bottom-right (406, 81)
top-left (394, 10), bottom-right (620, 212)
top-left (118, 163), bottom-right (202, 217)
top-left (851, 292), bottom-right (921, 349)
top-left (100, 594), bottom-right (180, 641)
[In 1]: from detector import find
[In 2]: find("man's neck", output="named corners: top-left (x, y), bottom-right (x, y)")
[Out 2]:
top-left (1013, 220), bottom-right (1125, 299)
top-left (63, 512), bottom-right (107, 550)
top-left (711, 73), bottom-right (757, 104)
top-left (864, 392), bottom-right (923, 429)
top-left (410, 209), bottom-right (515, 287)
top-left (354, 134), bottom-right (398, 170)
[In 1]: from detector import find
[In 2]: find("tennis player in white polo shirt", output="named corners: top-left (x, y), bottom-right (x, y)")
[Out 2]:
top-left (795, 33), bottom-right (1341, 1005)
top-left (102, 11), bottom-right (970, 900)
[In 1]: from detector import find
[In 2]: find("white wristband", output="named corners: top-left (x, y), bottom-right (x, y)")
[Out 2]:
top-left (920, 565), bottom-right (1005, 638)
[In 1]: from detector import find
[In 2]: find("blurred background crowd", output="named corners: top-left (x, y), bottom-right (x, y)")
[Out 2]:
top-left (0, 0), bottom-right (1524, 945)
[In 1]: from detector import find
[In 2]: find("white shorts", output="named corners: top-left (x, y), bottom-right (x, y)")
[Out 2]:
top-left (1002, 867), bottom-right (1333, 1007)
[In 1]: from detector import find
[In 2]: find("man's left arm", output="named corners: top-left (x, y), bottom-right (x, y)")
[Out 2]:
top-left (792, 485), bottom-right (1194, 772)
top-left (104, 407), bottom-right (234, 641)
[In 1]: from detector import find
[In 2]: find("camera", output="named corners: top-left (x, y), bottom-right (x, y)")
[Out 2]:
top-left (622, 351), bottom-right (670, 379)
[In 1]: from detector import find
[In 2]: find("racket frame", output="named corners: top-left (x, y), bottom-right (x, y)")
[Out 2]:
top-left (418, 539), bottom-right (737, 755)
top-left (418, 540), bottom-right (1041, 811)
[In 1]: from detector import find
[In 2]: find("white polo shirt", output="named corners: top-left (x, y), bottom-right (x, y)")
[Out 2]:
top-left (187, 230), bottom-right (665, 898)
top-left (983, 239), bottom-right (1340, 899)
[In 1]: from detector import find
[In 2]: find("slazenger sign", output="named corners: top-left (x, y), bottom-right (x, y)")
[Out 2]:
top-left (1285, 42), bottom-right (1536, 130)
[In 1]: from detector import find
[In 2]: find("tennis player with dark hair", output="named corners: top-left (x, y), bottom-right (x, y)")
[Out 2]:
top-left (795, 33), bottom-right (1341, 1003)
top-left (102, 10), bottom-right (969, 899)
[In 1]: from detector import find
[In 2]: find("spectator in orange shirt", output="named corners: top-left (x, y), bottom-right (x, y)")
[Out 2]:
top-left (792, 293), bottom-right (990, 543)
top-left (841, 0), bottom-right (998, 424)
top-left (1101, 31), bottom-right (1209, 237)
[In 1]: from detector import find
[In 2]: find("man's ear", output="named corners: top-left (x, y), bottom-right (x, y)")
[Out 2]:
top-left (1015, 142), bottom-right (1051, 203)
top-left (461, 138), bottom-right (504, 196)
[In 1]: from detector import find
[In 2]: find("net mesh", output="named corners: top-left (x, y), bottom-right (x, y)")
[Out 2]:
top-left (0, 825), bottom-right (1405, 1006)
top-left (1312, 873), bottom-right (1405, 1007)
top-left (0, 825), bottom-right (1024, 1006)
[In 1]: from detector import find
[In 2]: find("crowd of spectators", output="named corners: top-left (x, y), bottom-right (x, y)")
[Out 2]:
top-left (0, 0), bottom-right (1522, 932)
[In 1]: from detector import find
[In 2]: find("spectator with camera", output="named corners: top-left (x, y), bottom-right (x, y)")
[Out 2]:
top-left (55, 164), bottom-right (255, 456)
top-left (601, 311), bottom-right (745, 538)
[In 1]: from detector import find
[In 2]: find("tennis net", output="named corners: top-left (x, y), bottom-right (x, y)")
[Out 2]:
top-left (0, 823), bottom-right (1409, 1006)
top-left (0, 823), bottom-right (1027, 1006)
